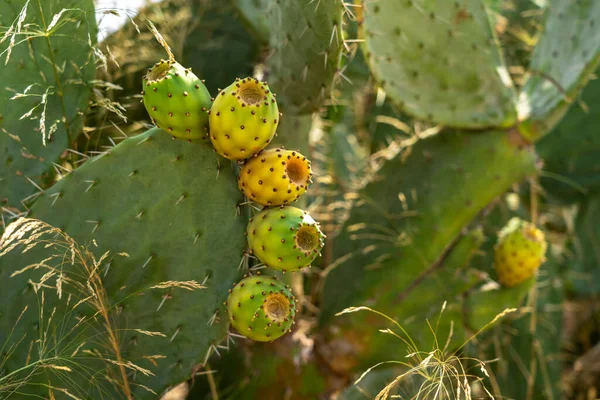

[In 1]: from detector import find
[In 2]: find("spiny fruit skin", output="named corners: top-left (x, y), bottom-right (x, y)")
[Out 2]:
top-left (246, 206), bottom-right (325, 272)
top-left (226, 275), bottom-right (297, 342)
top-left (209, 77), bottom-right (279, 160)
top-left (494, 217), bottom-right (547, 287)
top-left (239, 148), bottom-right (312, 206)
top-left (143, 59), bottom-right (212, 139)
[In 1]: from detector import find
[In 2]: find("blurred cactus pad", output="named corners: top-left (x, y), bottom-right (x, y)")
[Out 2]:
top-left (1, 0), bottom-right (599, 399)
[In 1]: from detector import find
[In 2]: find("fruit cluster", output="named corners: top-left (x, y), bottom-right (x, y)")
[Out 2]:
top-left (142, 59), bottom-right (324, 342)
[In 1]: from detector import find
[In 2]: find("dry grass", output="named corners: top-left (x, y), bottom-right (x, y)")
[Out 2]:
top-left (336, 305), bottom-right (515, 399)
top-left (0, 217), bottom-right (204, 399)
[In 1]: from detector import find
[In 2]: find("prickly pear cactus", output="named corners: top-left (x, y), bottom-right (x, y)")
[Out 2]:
top-left (226, 275), bottom-right (297, 341)
top-left (517, 0), bottom-right (600, 136)
top-left (209, 77), bottom-right (279, 160)
top-left (247, 206), bottom-right (325, 272)
top-left (239, 148), bottom-right (312, 206)
top-left (0, 0), bottom-right (97, 215)
top-left (319, 129), bottom-right (537, 366)
top-left (142, 60), bottom-right (212, 139)
top-left (0, 128), bottom-right (247, 397)
top-left (321, 130), bottom-right (537, 322)
top-left (567, 192), bottom-right (600, 296)
top-left (358, 0), bottom-right (518, 128)
top-left (537, 67), bottom-right (600, 203)
top-left (269, 113), bottom-right (313, 154)
top-left (233, 0), bottom-right (345, 114)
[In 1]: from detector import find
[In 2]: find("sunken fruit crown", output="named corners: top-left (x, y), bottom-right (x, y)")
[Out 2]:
top-left (494, 217), bottom-right (547, 287)
top-left (143, 59), bottom-right (212, 139)
top-left (226, 275), bottom-right (297, 342)
top-left (246, 206), bottom-right (325, 272)
top-left (238, 148), bottom-right (312, 206)
top-left (209, 77), bottom-right (280, 160)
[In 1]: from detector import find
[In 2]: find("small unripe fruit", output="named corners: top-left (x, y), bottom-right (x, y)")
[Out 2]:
top-left (226, 275), bottom-right (296, 341)
top-left (494, 218), bottom-right (547, 287)
top-left (247, 207), bottom-right (325, 272)
top-left (238, 148), bottom-right (312, 206)
top-left (209, 77), bottom-right (279, 160)
top-left (142, 60), bottom-right (212, 139)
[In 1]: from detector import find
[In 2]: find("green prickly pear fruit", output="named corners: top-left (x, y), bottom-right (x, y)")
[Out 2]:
top-left (226, 274), bottom-right (297, 341)
top-left (494, 218), bottom-right (547, 287)
top-left (209, 77), bottom-right (280, 160)
top-left (246, 206), bottom-right (325, 272)
top-left (142, 59), bottom-right (212, 139)
top-left (238, 148), bottom-right (312, 206)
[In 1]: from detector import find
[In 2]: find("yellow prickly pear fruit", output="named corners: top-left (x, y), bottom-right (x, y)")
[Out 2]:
top-left (209, 77), bottom-right (279, 160)
top-left (238, 148), bottom-right (312, 206)
top-left (494, 217), bottom-right (547, 287)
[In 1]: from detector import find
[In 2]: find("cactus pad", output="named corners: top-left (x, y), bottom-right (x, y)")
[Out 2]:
top-left (0, 0), bottom-right (96, 214)
top-left (209, 77), bottom-right (279, 160)
top-left (320, 129), bottom-right (538, 324)
top-left (247, 206), bottom-right (325, 272)
top-left (494, 217), bottom-right (547, 287)
top-left (517, 0), bottom-right (600, 137)
top-left (358, 0), bottom-right (518, 128)
top-left (226, 275), bottom-right (297, 341)
top-left (239, 148), bottom-right (312, 206)
top-left (0, 128), bottom-right (247, 397)
top-left (233, 0), bottom-right (344, 114)
top-left (143, 59), bottom-right (212, 139)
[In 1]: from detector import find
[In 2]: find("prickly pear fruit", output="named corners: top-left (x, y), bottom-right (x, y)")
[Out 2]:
top-left (239, 148), bottom-right (312, 206)
top-left (494, 218), bottom-right (547, 287)
top-left (226, 275), bottom-right (297, 341)
top-left (143, 59), bottom-right (212, 139)
top-left (246, 206), bottom-right (325, 272)
top-left (209, 77), bottom-right (279, 160)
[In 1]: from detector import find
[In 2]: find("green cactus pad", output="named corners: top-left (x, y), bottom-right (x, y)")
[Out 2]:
top-left (227, 275), bottom-right (297, 341)
top-left (517, 0), bottom-right (600, 137)
top-left (0, 0), bottom-right (96, 215)
top-left (538, 67), bottom-right (600, 203)
top-left (143, 60), bottom-right (212, 139)
top-left (270, 113), bottom-right (313, 155)
top-left (319, 129), bottom-right (536, 368)
top-left (247, 206), bottom-right (325, 272)
top-left (238, 148), bottom-right (312, 206)
top-left (209, 77), bottom-right (279, 160)
top-left (233, 0), bottom-right (344, 114)
top-left (0, 128), bottom-right (246, 397)
top-left (567, 192), bottom-right (600, 296)
top-left (359, 0), bottom-right (518, 128)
